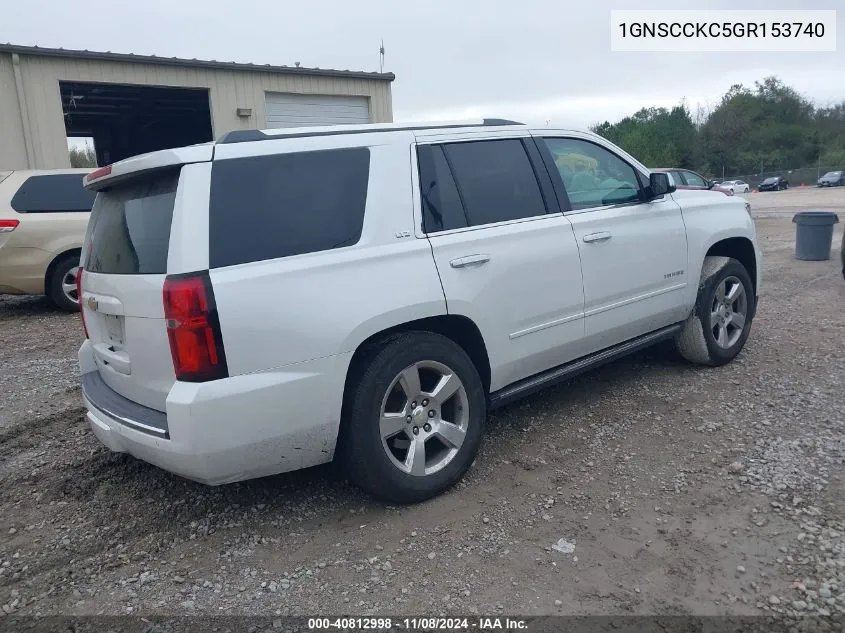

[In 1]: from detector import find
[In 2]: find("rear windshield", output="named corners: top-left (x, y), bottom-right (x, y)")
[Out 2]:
top-left (11, 174), bottom-right (96, 213)
top-left (762, 178), bottom-right (778, 184)
top-left (83, 170), bottom-right (179, 275)
top-left (208, 148), bottom-right (370, 269)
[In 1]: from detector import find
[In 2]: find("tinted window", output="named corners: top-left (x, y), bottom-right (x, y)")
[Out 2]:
top-left (209, 148), bottom-right (369, 268)
top-left (669, 170), bottom-right (685, 186)
top-left (11, 174), bottom-right (96, 213)
top-left (417, 145), bottom-right (467, 233)
top-left (442, 139), bottom-right (546, 227)
top-left (541, 138), bottom-right (642, 210)
top-left (83, 170), bottom-right (179, 274)
top-left (683, 171), bottom-right (707, 187)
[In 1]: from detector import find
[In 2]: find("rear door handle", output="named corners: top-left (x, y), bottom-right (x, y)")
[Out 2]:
top-left (450, 254), bottom-right (491, 268)
top-left (583, 231), bottom-right (612, 244)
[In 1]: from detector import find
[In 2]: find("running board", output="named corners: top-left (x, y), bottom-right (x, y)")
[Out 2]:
top-left (488, 323), bottom-right (683, 410)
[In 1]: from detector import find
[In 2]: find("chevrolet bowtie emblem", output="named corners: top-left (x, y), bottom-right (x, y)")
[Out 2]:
top-left (87, 296), bottom-right (98, 311)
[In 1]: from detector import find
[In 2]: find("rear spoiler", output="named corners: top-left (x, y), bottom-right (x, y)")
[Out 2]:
top-left (83, 144), bottom-right (214, 191)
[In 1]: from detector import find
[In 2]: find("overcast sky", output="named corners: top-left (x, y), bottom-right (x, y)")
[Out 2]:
top-left (5, 0), bottom-right (843, 129)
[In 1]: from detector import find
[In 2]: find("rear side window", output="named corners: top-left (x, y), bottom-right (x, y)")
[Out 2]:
top-left (443, 140), bottom-right (546, 227)
top-left (11, 174), bottom-right (96, 213)
top-left (83, 170), bottom-right (179, 274)
top-left (209, 148), bottom-right (370, 268)
top-left (417, 145), bottom-right (467, 233)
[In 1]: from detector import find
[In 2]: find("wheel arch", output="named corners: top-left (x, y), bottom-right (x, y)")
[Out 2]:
top-left (43, 248), bottom-right (82, 294)
top-left (342, 315), bottom-right (492, 401)
top-left (705, 237), bottom-right (757, 296)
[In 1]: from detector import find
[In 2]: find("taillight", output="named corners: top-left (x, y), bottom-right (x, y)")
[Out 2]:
top-left (0, 219), bottom-right (19, 232)
top-left (162, 272), bottom-right (228, 382)
top-left (76, 267), bottom-right (88, 338)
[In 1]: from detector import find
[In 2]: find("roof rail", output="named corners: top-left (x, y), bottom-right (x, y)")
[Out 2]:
top-left (482, 118), bottom-right (523, 126)
top-left (216, 118), bottom-right (525, 145)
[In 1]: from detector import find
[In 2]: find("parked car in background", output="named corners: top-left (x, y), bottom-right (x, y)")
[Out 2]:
top-left (76, 120), bottom-right (761, 502)
top-left (758, 176), bottom-right (789, 192)
top-left (653, 168), bottom-right (733, 196)
top-left (720, 180), bottom-right (751, 194)
top-left (818, 171), bottom-right (845, 187)
top-left (0, 169), bottom-right (95, 310)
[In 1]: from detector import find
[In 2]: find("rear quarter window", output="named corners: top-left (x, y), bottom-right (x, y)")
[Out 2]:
top-left (208, 148), bottom-right (370, 269)
top-left (11, 174), bottom-right (96, 213)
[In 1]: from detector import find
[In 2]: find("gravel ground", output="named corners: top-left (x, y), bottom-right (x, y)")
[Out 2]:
top-left (0, 188), bottom-right (843, 619)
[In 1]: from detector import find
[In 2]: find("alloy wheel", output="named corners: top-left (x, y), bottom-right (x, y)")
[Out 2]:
top-left (62, 266), bottom-right (80, 305)
top-left (379, 360), bottom-right (470, 476)
top-left (710, 275), bottom-right (748, 349)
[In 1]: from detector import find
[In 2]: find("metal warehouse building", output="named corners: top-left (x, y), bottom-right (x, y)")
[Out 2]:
top-left (0, 44), bottom-right (395, 170)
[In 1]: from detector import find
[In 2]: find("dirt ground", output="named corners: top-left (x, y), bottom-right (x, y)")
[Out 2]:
top-left (0, 187), bottom-right (843, 619)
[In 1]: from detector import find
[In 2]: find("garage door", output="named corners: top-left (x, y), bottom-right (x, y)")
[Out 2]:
top-left (264, 93), bottom-right (370, 128)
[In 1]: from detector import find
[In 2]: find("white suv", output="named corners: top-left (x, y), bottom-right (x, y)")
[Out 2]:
top-left (77, 120), bottom-right (761, 502)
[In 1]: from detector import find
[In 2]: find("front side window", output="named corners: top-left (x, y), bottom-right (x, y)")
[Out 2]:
top-left (441, 139), bottom-right (546, 227)
top-left (683, 171), bottom-right (707, 187)
top-left (541, 138), bottom-right (642, 210)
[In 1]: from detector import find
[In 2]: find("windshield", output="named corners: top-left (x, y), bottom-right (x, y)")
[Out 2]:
top-left (762, 178), bottom-right (778, 184)
top-left (823, 172), bottom-right (841, 178)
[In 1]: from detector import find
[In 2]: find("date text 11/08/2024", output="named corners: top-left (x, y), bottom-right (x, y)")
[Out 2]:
top-left (307, 617), bottom-right (528, 630)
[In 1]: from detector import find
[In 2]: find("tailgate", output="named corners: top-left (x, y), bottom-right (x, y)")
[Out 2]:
top-left (80, 169), bottom-right (181, 411)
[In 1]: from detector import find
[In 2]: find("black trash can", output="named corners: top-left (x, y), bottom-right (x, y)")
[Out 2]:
top-left (792, 212), bottom-right (840, 261)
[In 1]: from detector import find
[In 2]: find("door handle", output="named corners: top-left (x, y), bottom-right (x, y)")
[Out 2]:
top-left (449, 254), bottom-right (491, 268)
top-left (583, 231), bottom-right (612, 244)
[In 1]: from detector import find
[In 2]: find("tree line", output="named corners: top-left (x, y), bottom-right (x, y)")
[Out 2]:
top-left (591, 77), bottom-right (845, 179)
top-left (69, 144), bottom-right (97, 168)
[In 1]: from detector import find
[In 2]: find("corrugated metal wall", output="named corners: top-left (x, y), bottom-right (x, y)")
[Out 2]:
top-left (0, 53), bottom-right (394, 170)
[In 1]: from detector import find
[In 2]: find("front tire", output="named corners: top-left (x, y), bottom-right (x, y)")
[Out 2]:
top-left (341, 332), bottom-right (486, 503)
top-left (47, 254), bottom-right (81, 312)
top-left (675, 257), bottom-right (755, 366)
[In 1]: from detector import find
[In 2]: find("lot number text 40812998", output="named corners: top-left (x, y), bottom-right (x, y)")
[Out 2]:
top-left (307, 617), bottom-right (529, 630)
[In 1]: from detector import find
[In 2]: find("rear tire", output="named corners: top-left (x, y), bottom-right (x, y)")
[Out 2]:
top-left (47, 254), bottom-right (81, 312)
top-left (675, 256), bottom-right (755, 366)
top-left (341, 331), bottom-right (486, 503)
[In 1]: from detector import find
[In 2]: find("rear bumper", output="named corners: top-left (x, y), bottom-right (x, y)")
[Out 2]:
top-left (79, 340), bottom-right (351, 485)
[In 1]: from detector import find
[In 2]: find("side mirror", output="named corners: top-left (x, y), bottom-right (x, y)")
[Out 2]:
top-left (706, 180), bottom-right (715, 189)
top-left (649, 172), bottom-right (675, 198)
